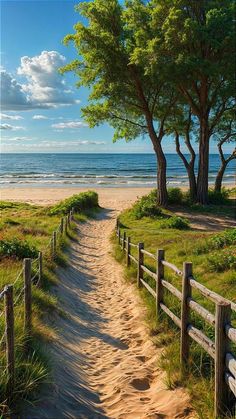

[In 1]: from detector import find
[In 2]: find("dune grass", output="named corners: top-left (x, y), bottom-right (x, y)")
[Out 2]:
top-left (0, 192), bottom-right (98, 415)
top-left (113, 192), bottom-right (236, 419)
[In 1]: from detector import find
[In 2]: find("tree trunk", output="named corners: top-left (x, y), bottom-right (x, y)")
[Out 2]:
top-left (214, 163), bottom-right (227, 192)
top-left (188, 166), bottom-right (197, 200)
top-left (154, 144), bottom-right (168, 207)
top-left (197, 118), bottom-right (210, 204)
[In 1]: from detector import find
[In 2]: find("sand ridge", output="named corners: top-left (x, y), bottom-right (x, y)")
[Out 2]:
top-left (23, 195), bottom-right (194, 419)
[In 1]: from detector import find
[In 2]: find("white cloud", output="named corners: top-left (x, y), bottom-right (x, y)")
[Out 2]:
top-left (0, 123), bottom-right (25, 130)
top-left (0, 113), bottom-right (23, 120)
top-left (18, 51), bottom-right (77, 108)
top-left (1, 51), bottom-right (79, 111)
top-left (52, 121), bottom-right (88, 129)
top-left (32, 115), bottom-right (48, 120)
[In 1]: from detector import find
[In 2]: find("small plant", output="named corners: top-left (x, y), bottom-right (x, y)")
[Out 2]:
top-left (208, 188), bottom-right (230, 204)
top-left (167, 188), bottom-right (184, 205)
top-left (49, 191), bottom-right (99, 215)
top-left (132, 190), bottom-right (162, 219)
top-left (160, 216), bottom-right (190, 230)
top-left (208, 248), bottom-right (236, 272)
top-left (0, 238), bottom-right (38, 260)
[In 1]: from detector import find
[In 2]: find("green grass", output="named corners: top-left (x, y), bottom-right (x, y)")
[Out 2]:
top-left (114, 197), bottom-right (236, 419)
top-left (0, 192), bottom-right (99, 415)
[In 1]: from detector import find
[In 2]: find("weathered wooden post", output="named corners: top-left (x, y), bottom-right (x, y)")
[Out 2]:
top-left (118, 228), bottom-right (121, 245)
top-left (67, 213), bottom-right (70, 228)
top-left (64, 216), bottom-right (68, 235)
top-left (180, 262), bottom-right (192, 373)
top-left (4, 285), bottom-right (14, 402)
top-left (156, 249), bottom-right (165, 316)
top-left (215, 302), bottom-right (231, 418)
top-left (137, 243), bottom-right (144, 288)
top-left (123, 231), bottom-right (126, 251)
top-left (126, 237), bottom-right (131, 267)
top-left (38, 251), bottom-right (42, 287)
top-left (52, 231), bottom-right (56, 259)
top-left (60, 218), bottom-right (64, 235)
top-left (24, 258), bottom-right (32, 333)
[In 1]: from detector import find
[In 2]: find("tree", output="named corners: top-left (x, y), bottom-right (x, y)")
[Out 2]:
top-left (133, 0), bottom-right (235, 204)
top-left (61, 0), bottom-right (177, 206)
top-left (213, 111), bottom-right (236, 192)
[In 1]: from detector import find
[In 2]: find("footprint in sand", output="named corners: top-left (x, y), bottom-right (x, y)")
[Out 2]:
top-left (130, 377), bottom-right (151, 391)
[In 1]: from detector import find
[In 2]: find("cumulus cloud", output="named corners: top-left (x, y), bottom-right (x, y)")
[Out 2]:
top-left (0, 123), bottom-right (25, 130)
top-left (52, 121), bottom-right (88, 129)
top-left (1, 51), bottom-right (79, 111)
top-left (32, 115), bottom-right (48, 120)
top-left (0, 113), bottom-right (23, 120)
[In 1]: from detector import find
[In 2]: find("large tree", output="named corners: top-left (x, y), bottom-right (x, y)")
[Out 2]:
top-left (61, 0), bottom-right (177, 206)
top-left (131, 0), bottom-right (235, 204)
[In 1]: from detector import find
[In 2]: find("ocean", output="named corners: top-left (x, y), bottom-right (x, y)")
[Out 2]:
top-left (0, 153), bottom-right (235, 188)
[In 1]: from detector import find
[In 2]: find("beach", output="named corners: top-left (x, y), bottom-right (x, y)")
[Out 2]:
top-left (0, 187), bottom-right (153, 207)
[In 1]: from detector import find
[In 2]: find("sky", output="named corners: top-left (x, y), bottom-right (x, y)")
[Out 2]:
top-left (0, 0), bottom-right (233, 154)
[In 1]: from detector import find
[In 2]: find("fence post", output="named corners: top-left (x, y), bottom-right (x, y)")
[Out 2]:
top-left (24, 258), bottom-right (32, 333)
top-left (123, 231), bottom-right (126, 251)
top-left (156, 249), bottom-right (165, 316)
top-left (126, 237), bottom-right (131, 267)
top-left (180, 262), bottom-right (192, 373)
top-left (60, 218), bottom-right (64, 235)
top-left (4, 285), bottom-right (14, 402)
top-left (137, 243), bottom-right (144, 288)
top-left (38, 251), bottom-right (42, 287)
top-left (52, 231), bottom-right (56, 259)
top-left (67, 213), bottom-right (70, 228)
top-left (215, 302), bottom-right (231, 418)
top-left (118, 228), bottom-right (121, 245)
top-left (64, 216), bottom-right (68, 235)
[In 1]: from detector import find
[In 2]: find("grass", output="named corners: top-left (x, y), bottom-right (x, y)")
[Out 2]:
top-left (113, 191), bottom-right (236, 419)
top-left (0, 191), bottom-right (99, 415)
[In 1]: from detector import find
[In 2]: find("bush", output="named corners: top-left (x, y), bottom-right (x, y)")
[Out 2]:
top-left (0, 238), bottom-right (38, 260)
top-left (193, 228), bottom-right (236, 255)
top-left (167, 188), bottom-right (184, 205)
top-left (208, 248), bottom-right (236, 272)
top-left (160, 216), bottom-right (190, 230)
top-left (50, 191), bottom-right (99, 215)
top-left (208, 188), bottom-right (230, 204)
top-left (132, 190), bottom-right (162, 219)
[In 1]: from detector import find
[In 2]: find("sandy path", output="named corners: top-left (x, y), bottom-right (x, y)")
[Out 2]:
top-left (24, 199), bottom-right (193, 419)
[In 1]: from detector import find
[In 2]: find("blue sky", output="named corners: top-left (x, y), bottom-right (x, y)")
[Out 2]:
top-left (0, 0), bottom-right (233, 154)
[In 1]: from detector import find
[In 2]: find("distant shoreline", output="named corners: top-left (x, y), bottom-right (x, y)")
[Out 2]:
top-left (0, 185), bottom-right (235, 207)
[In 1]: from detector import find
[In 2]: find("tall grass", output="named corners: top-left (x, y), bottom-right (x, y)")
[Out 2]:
top-left (0, 192), bottom-right (98, 415)
top-left (113, 193), bottom-right (236, 419)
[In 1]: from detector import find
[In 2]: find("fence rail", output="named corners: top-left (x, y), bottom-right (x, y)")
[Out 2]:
top-left (116, 224), bottom-right (236, 418)
top-left (0, 208), bottom-right (75, 404)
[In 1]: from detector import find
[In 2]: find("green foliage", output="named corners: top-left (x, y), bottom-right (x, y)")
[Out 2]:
top-left (167, 188), bottom-right (184, 204)
top-left (49, 191), bottom-right (98, 215)
top-left (132, 190), bottom-right (162, 219)
top-left (208, 248), bottom-right (236, 272)
top-left (0, 238), bottom-right (38, 260)
top-left (160, 216), bottom-right (190, 230)
top-left (208, 188), bottom-right (230, 204)
top-left (194, 229), bottom-right (236, 255)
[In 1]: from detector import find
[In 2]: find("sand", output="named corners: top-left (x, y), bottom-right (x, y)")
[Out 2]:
top-left (20, 190), bottom-right (196, 419)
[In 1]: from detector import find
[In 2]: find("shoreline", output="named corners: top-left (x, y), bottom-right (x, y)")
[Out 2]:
top-left (0, 185), bottom-right (235, 206)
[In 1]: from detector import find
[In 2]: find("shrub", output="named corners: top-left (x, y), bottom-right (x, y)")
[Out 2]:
top-left (132, 190), bottom-right (162, 219)
top-left (0, 238), bottom-right (38, 260)
top-left (167, 188), bottom-right (184, 205)
top-left (208, 188), bottom-right (230, 204)
top-left (208, 248), bottom-right (236, 272)
top-left (194, 229), bottom-right (236, 255)
top-left (50, 191), bottom-right (99, 215)
top-left (160, 216), bottom-right (190, 230)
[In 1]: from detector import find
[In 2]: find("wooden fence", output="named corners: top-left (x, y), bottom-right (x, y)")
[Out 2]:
top-left (0, 208), bottom-right (75, 404)
top-left (116, 223), bottom-right (236, 418)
